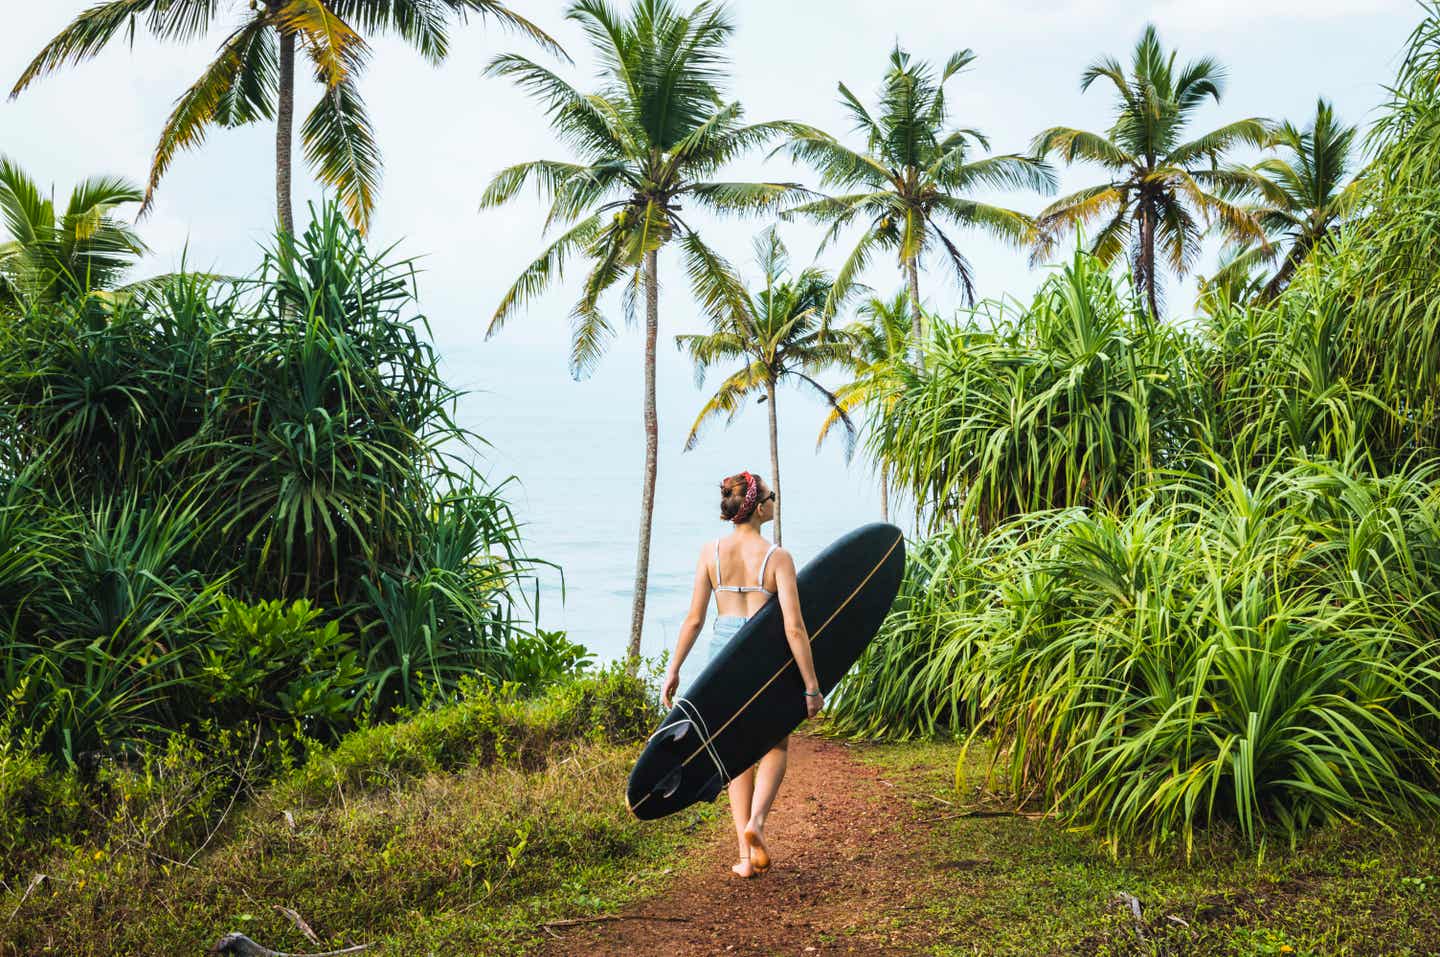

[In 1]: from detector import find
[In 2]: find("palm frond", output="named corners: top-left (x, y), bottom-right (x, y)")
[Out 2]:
top-left (300, 75), bottom-right (382, 231)
top-left (142, 19), bottom-right (271, 216)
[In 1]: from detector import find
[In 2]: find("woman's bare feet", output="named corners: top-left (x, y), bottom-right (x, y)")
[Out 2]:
top-left (743, 822), bottom-right (770, 872)
top-left (730, 856), bottom-right (756, 878)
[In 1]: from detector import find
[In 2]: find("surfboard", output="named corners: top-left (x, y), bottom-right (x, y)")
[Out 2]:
top-left (627, 522), bottom-right (905, 820)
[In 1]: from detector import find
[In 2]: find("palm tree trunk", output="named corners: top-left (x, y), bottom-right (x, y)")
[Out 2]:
top-left (626, 248), bottom-right (660, 669)
top-left (275, 22), bottom-right (296, 236)
top-left (1139, 200), bottom-right (1158, 319)
top-left (906, 258), bottom-right (925, 372)
top-left (1262, 237), bottom-right (1312, 302)
top-left (766, 374), bottom-right (781, 546)
top-left (880, 468), bottom-right (889, 523)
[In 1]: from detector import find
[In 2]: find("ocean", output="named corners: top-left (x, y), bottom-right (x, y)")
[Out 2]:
top-left (441, 338), bottom-right (897, 682)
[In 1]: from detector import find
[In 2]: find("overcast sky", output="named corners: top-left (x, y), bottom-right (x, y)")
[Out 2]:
top-left (1, 0), bottom-right (1422, 358)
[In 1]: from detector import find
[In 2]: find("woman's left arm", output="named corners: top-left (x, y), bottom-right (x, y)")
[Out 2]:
top-left (662, 546), bottom-right (713, 708)
top-left (772, 549), bottom-right (823, 718)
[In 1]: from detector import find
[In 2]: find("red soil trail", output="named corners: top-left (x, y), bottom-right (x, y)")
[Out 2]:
top-left (539, 735), bottom-right (940, 956)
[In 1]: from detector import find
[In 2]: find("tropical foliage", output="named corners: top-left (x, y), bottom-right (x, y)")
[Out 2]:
top-left (817, 291), bottom-right (915, 521)
top-left (1206, 98), bottom-right (1361, 302)
top-left (1032, 25), bottom-right (1268, 317)
top-left (871, 249), bottom-right (1202, 532)
top-left (675, 227), bottom-right (854, 543)
top-left (11, 1), bottom-right (559, 232)
top-left (834, 7), bottom-right (1440, 852)
top-left (481, 0), bottom-right (812, 658)
top-left (0, 157), bottom-right (146, 312)
top-left (783, 45), bottom-right (1055, 362)
top-left (0, 205), bottom-right (554, 762)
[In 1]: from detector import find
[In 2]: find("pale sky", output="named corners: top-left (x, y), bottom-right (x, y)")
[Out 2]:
top-left (0, 0), bottom-right (1419, 356)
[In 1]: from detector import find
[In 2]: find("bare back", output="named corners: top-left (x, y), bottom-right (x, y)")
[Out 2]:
top-left (709, 534), bottom-right (779, 617)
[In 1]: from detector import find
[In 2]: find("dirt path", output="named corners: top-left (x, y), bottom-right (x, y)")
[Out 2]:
top-left (538, 735), bottom-right (940, 956)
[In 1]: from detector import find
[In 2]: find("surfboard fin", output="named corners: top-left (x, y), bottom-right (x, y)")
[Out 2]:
top-left (654, 766), bottom-right (684, 799)
top-left (697, 771), bottom-right (725, 804)
top-left (662, 720), bottom-right (694, 743)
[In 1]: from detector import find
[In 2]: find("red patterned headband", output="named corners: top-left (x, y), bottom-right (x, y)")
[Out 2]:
top-left (732, 471), bottom-right (759, 524)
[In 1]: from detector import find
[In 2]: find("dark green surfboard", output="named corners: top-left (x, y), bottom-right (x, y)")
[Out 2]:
top-left (627, 522), bottom-right (905, 820)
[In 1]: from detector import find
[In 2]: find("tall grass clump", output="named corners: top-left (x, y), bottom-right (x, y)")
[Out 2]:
top-left (874, 250), bottom-right (1211, 533)
top-left (0, 204), bottom-right (560, 763)
top-left (835, 460), bottom-right (1440, 851)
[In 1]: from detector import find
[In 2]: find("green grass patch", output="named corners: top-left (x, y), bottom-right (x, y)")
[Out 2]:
top-left (855, 738), bottom-right (1440, 956)
top-left (1, 670), bottom-right (705, 956)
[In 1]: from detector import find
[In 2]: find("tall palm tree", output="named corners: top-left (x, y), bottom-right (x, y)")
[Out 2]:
top-left (0, 156), bottom-right (147, 312)
top-left (11, 1), bottom-right (559, 235)
top-left (676, 227), bottom-right (855, 545)
top-left (481, 0), bottom-right (812, 661)
top-left (1211, 98), bottom-right (1361, 302)
top-left (816, 290), bottom-right (913, 522)
top-left (1031, 24), bottom-right (1268, 318)
top-left (782, 45), bottom-right (1055, 368)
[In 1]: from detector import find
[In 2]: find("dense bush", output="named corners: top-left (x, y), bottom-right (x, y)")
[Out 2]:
top-left (0, 206), bottom-right (562, 762)
top-left (835, 460), bottom-right (1440, 851)
top-left (836, 10), bottom-right (1440, 852)
top-left (873, 249), bottom-right (1208, 532)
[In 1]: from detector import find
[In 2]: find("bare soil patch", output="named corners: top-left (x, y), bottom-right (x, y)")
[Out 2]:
top-left (538, 735), bottom-right (940, 956)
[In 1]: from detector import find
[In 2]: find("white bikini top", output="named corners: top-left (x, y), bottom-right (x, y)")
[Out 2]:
top-left (713, 539), bottom-right (778, 597)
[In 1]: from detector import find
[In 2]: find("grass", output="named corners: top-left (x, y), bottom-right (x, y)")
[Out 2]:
top-left (0, 670), bottom-right (711, 956)
top-left (856, 737), bottom-right (1440, 956)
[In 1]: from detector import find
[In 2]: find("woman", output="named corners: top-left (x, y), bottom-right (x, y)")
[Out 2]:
top-left (661, 470), bottom-right (824, 878)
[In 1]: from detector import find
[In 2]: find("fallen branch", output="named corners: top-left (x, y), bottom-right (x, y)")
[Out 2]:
top-left (1115, 891), bottom-right (1146, 942)
top-left (541, 915), bottom-right (690, 930)
top-left (916, 808), bottom-right (1048, 825)
top-left (207, 933), bottom-right (368, 957)
top-left (4, 873), bottom-right (46, 924)
top-left (274, 906), bottom-right (321, 945)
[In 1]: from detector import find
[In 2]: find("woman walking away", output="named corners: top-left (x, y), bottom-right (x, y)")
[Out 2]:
top-left (661, 471), bottom-right (823, 878)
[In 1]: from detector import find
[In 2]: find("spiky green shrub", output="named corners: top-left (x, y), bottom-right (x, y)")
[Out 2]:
top-left (875, 250), bottom-right (1211, 532)
top-left (834, 460), bottom-right (1440, 851)
top-left (0, 205), bottom-right (547, 760)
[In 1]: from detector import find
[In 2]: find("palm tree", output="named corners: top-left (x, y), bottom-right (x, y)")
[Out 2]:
top-left (11, 1), bottom-right (559, 235)
top-left (816, 291), bottom-right (913, 522)
top-left (782, 45), bottom-right (1055, 368)
top-left (1032, 24), bottom-right (1269, 318)
top-left (0, 156), bottom-right (147, 312)
top-left (1211, 98), bottom-right (1360, 302)
top-left (676, 228), bottom-right (855, 545)
top-left (480, 0), bottom-right (812, 661)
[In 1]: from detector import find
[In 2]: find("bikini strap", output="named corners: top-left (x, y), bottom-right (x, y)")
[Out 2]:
top-left (713, 539), bottom-right (722, 587)
top-left (757, 543), bottom-right (778, 591)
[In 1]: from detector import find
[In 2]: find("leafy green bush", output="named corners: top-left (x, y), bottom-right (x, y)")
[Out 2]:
top-left (834, 459), bottom-right (1440, 852)
top-left (498, 628), bottom-right (596, 689)
top-left (0, 683), bottom-right (85, 882)
top-left (282, 665), bottom-right (653, 803)
top-left (0, 205), bottom-right (549, 759)
top-left (875, 249), bottom-right (1208, 532)
top-left (197, 597), bottom-right (365, 733)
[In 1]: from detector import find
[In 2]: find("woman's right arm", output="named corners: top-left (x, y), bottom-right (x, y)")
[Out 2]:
top-left (662, 546), bottom-right (713, 708)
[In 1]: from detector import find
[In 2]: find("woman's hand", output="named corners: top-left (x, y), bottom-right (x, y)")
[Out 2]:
top-left (804, 687), bottom-right (824, 719)
top-left (661, 669), bottom-right (680, 709)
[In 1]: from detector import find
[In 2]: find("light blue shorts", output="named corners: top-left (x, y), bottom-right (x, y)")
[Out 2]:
top-left (678, 614), bottom-right (749, 694)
